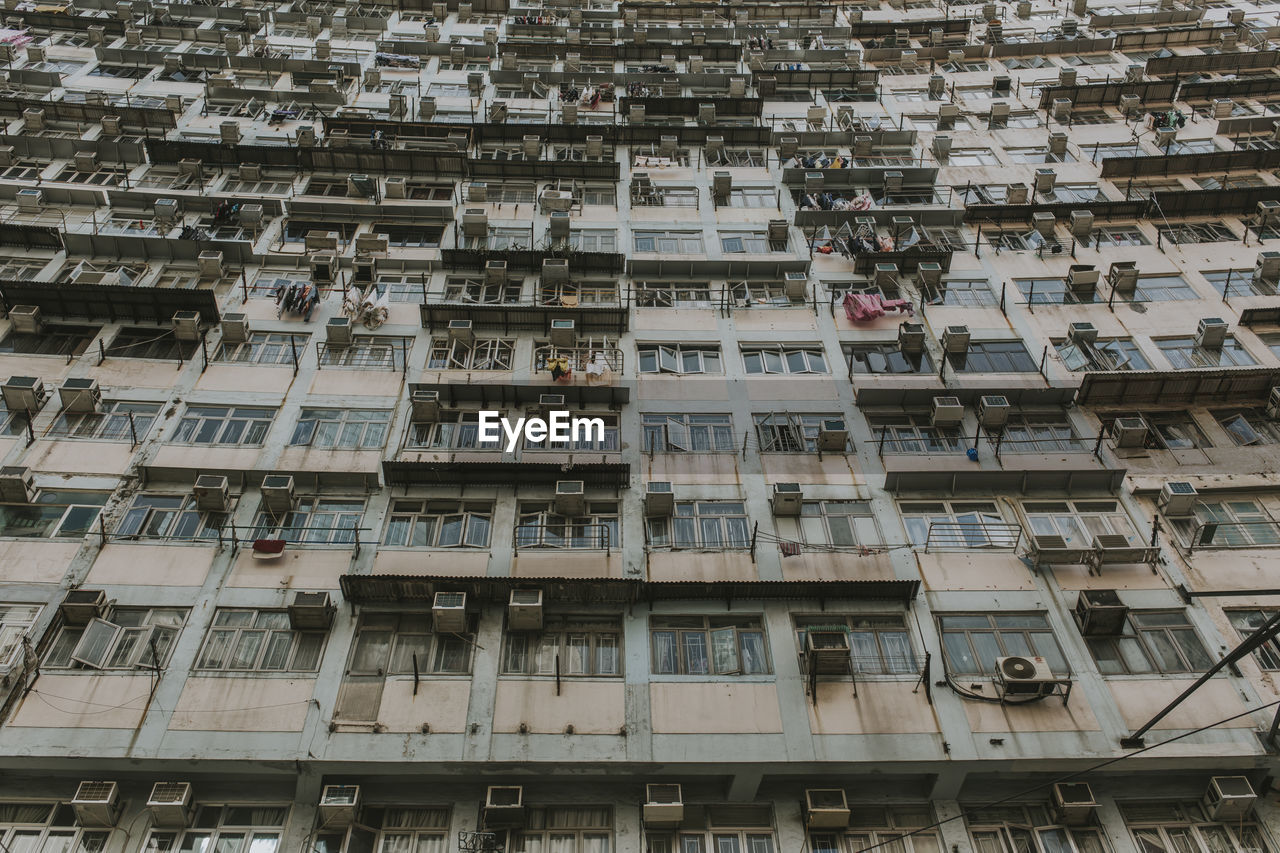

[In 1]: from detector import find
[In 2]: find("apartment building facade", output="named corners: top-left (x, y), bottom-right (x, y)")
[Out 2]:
top-left (0, 0), bottom-right (1277, 852)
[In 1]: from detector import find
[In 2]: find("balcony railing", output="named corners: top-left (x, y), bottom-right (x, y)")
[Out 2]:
top-left (1187, 520), bottom-right (1280, 550)
top-left (923, 521), bottom-right (1023, 552)
top-left (532, 345), bottom-right (624, 379)
top-left (514, 522), bottom-right (613, 553)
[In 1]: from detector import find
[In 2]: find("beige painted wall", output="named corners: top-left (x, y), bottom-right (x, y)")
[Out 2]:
top-left (169, 677), bottom-right (314, 731)
top-left (916, 552), bottom-right (1036, 591)
top-left (634, 308), bottom-right (718, 332)
top-left (1110, 678), bottom-right (1253, 731)
top-left (963, 685), bottom-right (1101, 733)
top-left (308, 370), bottom-right (404, 398)
top-left (372, 550), bottom-right (490, 576)
top-left (513, 551), bottom-right (622, 578)
top-left (11, 674), bottom-right (152, 729)
top-left (761, 454), bottom-right (861, 485)
top-left (0, 540), bottom-right (80, 583)
top-left (25, 439), bottom-right (135, 476)
top-left (275, 447), bottom-right (383, 475)
top-left (227, 547), bottom-right (353, 589)
top-left (150, 444), bottom-right (263, 473)
top-left (90, 359), bottom-right (190, 389)
top-left (647, 551), bottom-right (758, 582)
top-left (638, 377), bottom-right (731, 401)
top-left (196, 364), bottom-right (296, 394)
top-left (86, 543), bottom-right (217, 586)
top-left (492, 679), bottom-right (625, 734)
top-left (650, 682), bottom-right (782, 733)
top-left (808, 681), bottom-right (941, 734)
top-left (376, 678), bottom-right (470, 733)
top-left (780, 551), bottom-right (896, 582)
top-left (734, 311), bottom-right (818, 332)
top-left (643, 453), bottom-right (741, 485)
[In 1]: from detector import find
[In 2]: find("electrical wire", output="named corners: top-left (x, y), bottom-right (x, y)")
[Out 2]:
top-left (849, 696), bottom-right (1280, 853)
top-left (26, 688), bottom-right (313, 716)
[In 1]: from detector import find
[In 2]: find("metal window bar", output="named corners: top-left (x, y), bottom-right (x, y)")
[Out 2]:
top-left (512, 522), bottom-right (612, 554)
top-left (923, 521), bottom-right (1023, 552)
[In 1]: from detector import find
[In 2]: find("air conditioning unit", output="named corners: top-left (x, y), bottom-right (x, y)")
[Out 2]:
top-left (153, 197), bottom-right (179, 226)
top-left (2, 376), bottom-right (43, 414)
top-left (172, 311), bottom-right (202, 342)
top-left (1112, 417), bottom-right (1149, 449)
top-left (1204, 776), bottom-right (1256, 821)
top-left (1109, 262), bottom-right (1139, 295)
top-left (0, 466), bottom-right (33, 503)
top-left (9, 305), bottom-right (41, 334)
top-left (1159, 481), bottom-right (1198, 516)
top-left (537, 394), bottom-right (565, 417)
top-left (508, 589), bottom-right (543, 631)
top-left (1068, 322), bottom-right (1098, 344)
top-left (310, 252), bottom-right (335, 283)
top-left (1052, 782), bottom-right (1098, 825)
top-left (218, 313), bottom-right (249, 345)
top-left (1196, 317), bottom-right (1228, 350)
top-left (805, 629), bottom-right (851, 673)
top-left (772, 482), bottom-right (803, 516)
top-left (1256, 251), bottom-right (1280, 282)
top-left (543, 258), bottom-right (569, 284)
top-left (550, 319), bottom-right (576, 347)
top-left (554, 480), bottom-right (586, 515)
top-left (326, 316), bottom-right (353, 347)
top-left (644, 783), bottom-right (684, 826)
top-left (805, 788), bottom-right (851, 828)
top-left (448, 320), bottom-right (474, 345)
top-left (193, 474), bottom-right (230, 513)
top-left (15, 188), bottom-right (42, 212)
top-left (898, 322), bottom-right (926, 354)
top-left (978, 395), bottom-right (1010, 429)
top-left (431, 591), bottom-right (468, 633)
top-left (318, 784), bottom-right (359, 827)
top-left (198, 251), bottom-right (224, 280)
top-left (147, 782), bottom-right (193, 827)
top-left (72, 781), bottom-right (121, 827)
top-left (995, 655), bottom-right (1056, 697)
top-left (289, 591), bottom-right (335, 630)
top-left (484, 786), bottom-right (525, 827)
top-left (260, 475), bottom-right (297, 515)
top-left (645, 480), bottom-right (675, 515)
top-left (1074, 587), bottom-right (1127, 636)
top-left (931, 396), bottom-right (964, 427)
top-left (411, 389), bottom-right (441, 421)
top-left (817, 418), bottom-right (847, 451)
top-left (917, 263), bottom-right (943, 288)
top-left (942, 325), bottom-right (970, 353)
top-left (1067, 266), bottom-right (1098, 295)
top-left (61, 589), bottom-right (107, 626)
top-left (58, 378), bottom-right (101, 414)
top-left (783, 272), bottom-right (808, 300)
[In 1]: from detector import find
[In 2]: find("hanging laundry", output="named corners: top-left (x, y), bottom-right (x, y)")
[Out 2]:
top-left (780, 542), bottom-right (803, 557)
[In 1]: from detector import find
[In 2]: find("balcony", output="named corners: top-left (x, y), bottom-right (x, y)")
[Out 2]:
top-left (532, 344), bottom-right (623, 385)
top-left (1185, 520), bottom-right (1280, 551)
top-left (420, 286), bottom-right (630, 335)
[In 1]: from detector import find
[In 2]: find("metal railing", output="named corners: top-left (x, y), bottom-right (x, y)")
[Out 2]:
top-left (922, 521), bottom-right (1023, 552)
top-left (514, 522), bottom-right (613, 553)
top-left (532, 345), bottom-right (624, 376)
top-left (316, 339), bottom-right (412, 372)
top-left (1187, 521), bottom-right (1280, 551)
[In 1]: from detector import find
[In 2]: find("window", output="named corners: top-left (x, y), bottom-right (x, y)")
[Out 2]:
top-left (1087, 611), bottom-right (1213, 674)
top-left (731, 280), bottom-right (801, 306)
top-left (582, 184), bottom-right (616, 205)
top-left (374, 223), bottom-right (444, 248)
top-left (727, 187), bottom-right (777, 207)
top-left (0, 490), bottom-right (107, 539)
top-left (0, 802), bottom-right (110, 853)
top-left (215, 332), bottom-right (310, 365)
top-left (1124, 801), bottom-right (1271, 853)
top-left (525, 413), bottom-right (618, 452)
top-left (966, 804), bottom-right (1109, 853)
top-left (811, 806), bottom-right (940, 853)
top-left (939, 613), bottom-right (1066, 676)
top-left (383, 500), bottom-right (492, 548)
top-left (932, 278), bottom-right (996, 307)
top-left (754, 414), bottom-right (839, 452)
top-left (1015, 278), bottom-right (1098, 305)
top-left (105, 327), bottom-right (198, 360)
top-left (638, 344), bottom-right (722, 375)
top-left (516, 502), bottom-right (618, 550)
top-left (721, 231), bottom-right (782, 253)
top-left (742, 346), bottom-right (828, 375)
top-left (1094, 225), bottom-right (1150, 247)
top-left (46, 607), bottom-right (185, 670)
top-left (847, 343), bottom-right (933, 375)
top-left (649, 807), bottom-right (775, 853)
top-left (646, 501), bottom-right (750, 550)
top-left (946, 148), bottom-right (999, 166)
top-left (901, 501), bottom-right (1015, 548)
top-left (1171, 497), bottom-right (1279, 548)
top-left (115, 494), bottom-right (227, 540)
top-left (795, 615), bottom-right (914, 674)
top-left (252, 497), bottom-right (365, 545)
top-left (1055, 337), bottom-right (1150, 372)
top-left (1155, 336), bottom-right (1256, 369)
top-left (289, 409), bottom-right (390, 449)
top-left (634, 230), bottom-right (705, 253)
top-left (1204, 268), bottom-right (1275, 297)
top-left (0, 323), bottom-right (98, 356)
top-left (641, 413), bottom-right (734, 452)
top-left (428, 337), bottom-right (514, 370)
top-left (503, 617), bottom-right (621, 676)
top-left (651, 616), bottom-right (769, 675)
top-left (442, 274), bottom-right (522, 304)
top-left (1130, 274), bottom-right (1198, 302)
top-left (173, 406), bottom-right (274, 446)
top-left (569, 229), bottom-right (618, 252)
top-left (513, 808), bottom-right (612, 853)
top-left (319, 335), bottom-right (404, 370)
top-left (251, 269), bottom-right (310, 297)
top-left (346, 613), bottom-right (473, 676)
top-left (780, 501), bottom-right (879, 548)
top-left (1157, 221), bottom-right (1236, 245)
top-left (0, 604), bottom-right (40, 669)
top-left (867, 416), bottom-right (963, 454)
top-left (145, 805), bottom-right (289, 853)
top-left (1006, 146), bottom-right (1075, 164)
top-left (47, 401), bottom-right (160, 441)
top-left (407, 411), bottom-right (501, 450)
top-left (1001, 415), bottom-right (1087, 453)
top-left (1228, 610), bottom-right (1280, 669)
top-left (948, 341), bottom-right (1038, 373)
top-left (635, 282), bottom-right (714, 308)
top-left (195, 609), bottom-right (325, 672)
top-left (1024, 500), bottom-right (1137, 547)
top-left (1166, 138), bottom-right (1218, 155)
top-left (1215, 409), bottom-right (1280, 446)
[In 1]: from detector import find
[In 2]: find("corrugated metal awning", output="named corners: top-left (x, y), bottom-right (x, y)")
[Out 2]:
top-left (383, 459), bottom-right (630, 488)
top-left (1075, 367), bottom-right (1280, 406)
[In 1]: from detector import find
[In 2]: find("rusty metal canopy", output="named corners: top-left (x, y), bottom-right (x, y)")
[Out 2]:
top-left (340, 574), bottom-right (920, 605)
top-left (884, 466), bottom-right (1126, 495)
top-left (383, 459), bottom-right (631, 488)
top-left (0, 279), bottom-right (221, 325)
top-left (1075, 367), bottom-right (1280, 406)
